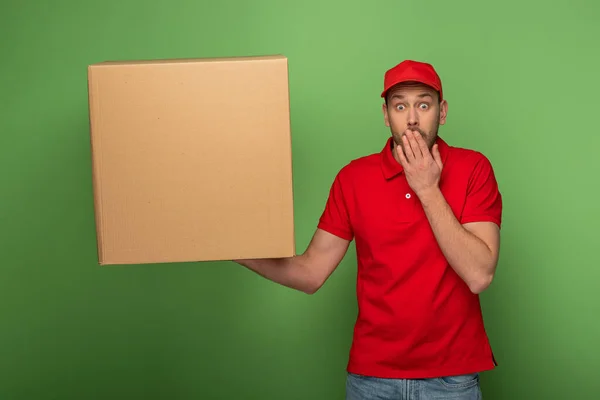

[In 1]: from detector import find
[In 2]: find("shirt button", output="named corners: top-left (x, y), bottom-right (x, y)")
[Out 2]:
top-left (405, 193), bottom-right (411, 199)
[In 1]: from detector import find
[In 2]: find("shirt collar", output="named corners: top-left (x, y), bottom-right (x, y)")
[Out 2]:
top-left (380, 135), bottom-right (450, 180)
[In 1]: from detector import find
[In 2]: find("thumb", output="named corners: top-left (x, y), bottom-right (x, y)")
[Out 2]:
top-left (432, 144), bottom-right (443, 169)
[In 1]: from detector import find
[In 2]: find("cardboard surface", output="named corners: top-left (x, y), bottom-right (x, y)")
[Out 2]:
top-left (87, 55), bottom-right (296, 265)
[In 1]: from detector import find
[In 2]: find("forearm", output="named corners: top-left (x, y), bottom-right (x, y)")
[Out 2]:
top-left (418, 188), bottom-right (495, 293)
top-left (235, 255), bottom-right (318, 294)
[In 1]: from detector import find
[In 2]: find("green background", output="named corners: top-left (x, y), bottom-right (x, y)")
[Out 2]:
top-left (1, 0), bottom-right (598, 399)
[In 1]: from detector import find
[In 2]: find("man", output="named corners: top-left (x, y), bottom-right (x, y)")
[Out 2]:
top-left (234, 60), bottom-right (502, 399)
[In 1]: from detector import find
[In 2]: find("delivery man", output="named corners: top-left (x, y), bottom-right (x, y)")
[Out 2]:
top-left (234, 59), bottom-right (502, 399)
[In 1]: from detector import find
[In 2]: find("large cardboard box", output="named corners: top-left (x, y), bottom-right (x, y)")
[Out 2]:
top-left (87, 55), bottom-right (296, 265)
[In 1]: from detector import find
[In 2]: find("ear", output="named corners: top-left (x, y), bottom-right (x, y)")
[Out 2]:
top-left (438, 99), bottom-right (448, 125)
top-left (382, 103), bottom-right (390, 127)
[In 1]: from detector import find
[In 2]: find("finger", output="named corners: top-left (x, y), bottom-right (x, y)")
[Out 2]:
top-left (407, 130), bottom-right (423, 159)
top-left (432, 144), bottom-right (443, 169)
top-left (396, 144), bottom-right (409, 167)
top-left (402, 134), bottom-right (415, 161)
top-left (414, 131), bottom-right (430, 159)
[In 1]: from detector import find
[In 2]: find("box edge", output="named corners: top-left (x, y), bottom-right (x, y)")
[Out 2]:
top-left (87, 65), bottom-right (106, 265)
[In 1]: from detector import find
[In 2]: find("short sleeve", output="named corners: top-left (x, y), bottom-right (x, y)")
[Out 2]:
top-left (317, 171), bottom-right (354, 241)
top-left (460, 154), bottom-right (503, 228)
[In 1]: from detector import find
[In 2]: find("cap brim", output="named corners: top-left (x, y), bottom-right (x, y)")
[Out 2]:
top-left (381, 79), bottom-right (441, 99)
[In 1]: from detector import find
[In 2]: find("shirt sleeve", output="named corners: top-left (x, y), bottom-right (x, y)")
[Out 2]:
top-left (317, 170), bottom-right (354, 241)
top-left (460, 154), bottom-right (503, 228)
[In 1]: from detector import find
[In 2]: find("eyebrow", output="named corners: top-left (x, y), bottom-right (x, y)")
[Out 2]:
top-left (391, 93), bottom-right (434, 100)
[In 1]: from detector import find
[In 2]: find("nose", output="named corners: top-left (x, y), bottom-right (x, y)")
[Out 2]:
top-left (407, 107), bottom-right (418, 127)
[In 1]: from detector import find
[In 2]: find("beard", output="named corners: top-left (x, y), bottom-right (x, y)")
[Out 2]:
top-left (391, 124), bottom-right (439, 156)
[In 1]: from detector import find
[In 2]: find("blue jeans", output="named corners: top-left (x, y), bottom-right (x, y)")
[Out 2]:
top-left (346, 372), bottom-right (482, 399)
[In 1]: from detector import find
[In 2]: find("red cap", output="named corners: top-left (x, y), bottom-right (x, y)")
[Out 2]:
top-left (381, 60), bottom-right (443, 100)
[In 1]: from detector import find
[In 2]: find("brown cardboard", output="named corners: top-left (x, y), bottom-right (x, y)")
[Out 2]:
top-left (87, 55), bottom-right (295, 265)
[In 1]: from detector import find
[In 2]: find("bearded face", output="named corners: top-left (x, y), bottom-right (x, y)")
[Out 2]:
top-left (382, 82), bottom-right (447, 156)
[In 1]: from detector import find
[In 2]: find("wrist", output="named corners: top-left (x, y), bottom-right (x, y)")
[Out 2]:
top-left (416, 186), bottom-right (442, 205)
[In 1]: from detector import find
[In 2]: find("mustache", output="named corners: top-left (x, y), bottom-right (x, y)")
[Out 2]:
top-left (403, 128), bottom-right (425, 136)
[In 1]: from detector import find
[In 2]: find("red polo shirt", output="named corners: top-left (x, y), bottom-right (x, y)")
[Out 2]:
top-left (317, 136), bottom-right (502, 379)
